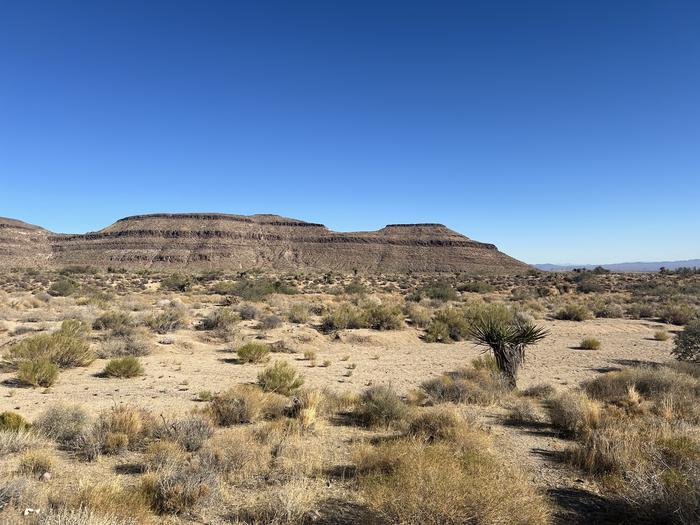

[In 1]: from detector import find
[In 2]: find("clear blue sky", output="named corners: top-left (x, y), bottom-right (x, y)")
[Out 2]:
top-left (1, 1), bottom-right (699, 264)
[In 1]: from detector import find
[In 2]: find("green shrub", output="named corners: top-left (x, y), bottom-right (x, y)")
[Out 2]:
top-left (0, 412), bottom-right (30, 432)
top-left (555, 303), bottom-right (591, 321)
top-left (161, 273), bottom-right (192, 292)
top-left (579, 338), bottom-right (601, 350)
top-left (287, 303), bottom-right (310, 324)
top-left (458, 281), bottom-right (496, 294)
top-left (209, 385), bottom-right (269, 425)
top-left (404, 303), bottom-right (431, 328)
top-left (49, 279), bottom-right (77, 297)
top-left (236, 342), bottom-right (270, 363)
top-left (416, 280), bottom-right (458, 301)
top-left (17, 450), bottom-right (54, 475)
top-left (320, 303), bottom-right (365, 332)
top-left (673, 320), bottom-right (700, 363)
top-left (356, 385), bottom-right (409, 428)
top-left (257, 360), bottom-right (304, 395)
top-left (228, 278), bottom-right (297, 301)
top-left (17, 358), bottom-right (59, 387)
top-left (104, 357), bottom-right (144, 378)
top-left (363, 303), bottom-right (403, 330)
top-left (6, 327), bottom-right (94, 369)
top-left (424, 307), bottom-right (470, 343)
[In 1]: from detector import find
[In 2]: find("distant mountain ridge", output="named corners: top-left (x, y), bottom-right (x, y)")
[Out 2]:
top-left (535, 259), bottom-right (700, 273)
top-left (0, 213), bottom-right (529, 274)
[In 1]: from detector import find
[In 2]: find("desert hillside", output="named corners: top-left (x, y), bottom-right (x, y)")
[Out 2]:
top-left (0, 213), bottom-right (529, 273)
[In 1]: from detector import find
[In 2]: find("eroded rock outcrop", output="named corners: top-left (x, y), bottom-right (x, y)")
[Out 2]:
top-left (0, 213), bottom-right (529, 273)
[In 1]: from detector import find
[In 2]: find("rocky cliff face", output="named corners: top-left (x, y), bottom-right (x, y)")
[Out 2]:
top-left (0, 213), bottom-right (529, 273)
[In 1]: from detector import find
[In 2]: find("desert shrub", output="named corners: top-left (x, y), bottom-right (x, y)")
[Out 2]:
top-left (6, 325), bottom-right (94, 369)
top-left (0, 411), bottom-right (30, 432)
top-left (654, 330), bottom-right (670, 341)
top-left (356, 385), bottom-right (409, 428)
top-left (209, 385), bottom-right (267, 425)
top-left (673, 320), bottom-right (700, 363)
top-left (591, 301), bottom-right (625, 319)
top-left (93, 405), bottom-right (156, 454)
top-left (0, 429), bottom-right (44, 455)
top-left (506, 398), bottom-right (542, 424)
top-left (140, 462), bottom-right (217, 515)
top-left (18, 358), bottom-right (59, 387)
top-left (579, 337), bottom-right (601, 350)
top-left (418, 280), bottom-right (458, 301)
top-left (521, 383), bottom-right (556, 398)
top-left (424, 307), bottom-right (470, 343)
top-left (157, 415), bottom-right (214, 452)
top-left (145, 304), bottom-right (188, 333)
top-left (37, 507), bottom-right (139, 525)
top-left (459, 280), bottom-right (496, 293)
top-left (471, 354), bottom-right (499, 374)
top-left (355, 438), bottom-right (550, 524)
top-left (49, 279), bottom-right (77, 297)
top-left (547, 391), bottom-right (601, 437)
top-left (362, 303), bottom-right (403, 330)
top-left (258, 360), bottom-right (304, 395)
top-left (320, 303), bottom-right (365, 332)
top-left (229, 278), bottom-right (296, 301)
top-left (287, 303), bottom-right (310, 324)
top-left (404, 303), bottom-right (431, 328)
top-left (199, 307), bottom-right (239, 332)
top-left (197, 429), bottom-right (268, 480)
top-left (144, 440), bottom-right (187, 471)
top-left (92, 311), bottom-right (133, 333)
top-left (98, 331), bottom-right (151, 358)
top-left (344, 279), bottom-right (368, 295)
top-left (259, 314), bottom-right (283, 330)
top-left (421, 366), bottom-right (509, 406)
top-left (0, 479), bottom-right (28, 512)
top-left (407, 407), bottom-right (466, 442)
top-left (161, 273), bottom-right (192, 292)
top-left (103, 357), bottom-right (144, 378)
top-left (660, 303), bottom-right (697, 325)
top-left (236, 342), bottom-right (270, 363)
top-left (555, 303), bottom-right (592, 321)
top-left (59, 319), bottom-right (91, 338)
top-left (17, 449), bottom-right (54, 475)
top-left (626, 301), bottom-right (658, 319)
top-left (34, 404), bottom-right (90, 447)
top-left (239, 303), bottom-right (260, 320)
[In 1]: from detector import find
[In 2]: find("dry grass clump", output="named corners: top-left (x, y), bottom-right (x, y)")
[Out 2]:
top-left (521, 383), bottom-right (556, 398)
top-left (547, 391), bottom-right (601, 437)
top-left (362, 303), bottom-right (404, 330)
top-left (209, 384), bottom-right (286, 425)
top-left (236, 342), bottom-right (270, 363)
top-left (654, 329), bottom-right (670, 341)
top-left (355, 385), bottom-right (409, 428)
top-left (34, 404), bottom-right (90, 448)
top-left (421, 365), bottom-right (509, 406)
top-left (17, 449), bottom-right (54, 475)
top-left (37, 507), bottom-right (140, 525)
top-left (139, 461), bottom-right (218, 515)
top-left (197, 427), bottom-right (269, 480)
top-left (404, 302), bottom-right (432, 328)
top-left (506, 397), bottom-right (543, 424)
top-left (0, 411), bottom-right (30, 432)
top-left (143, 440), bottom-right (187, 471)
top-left (406, 406), bottom-right (475, 443)
top-left (155, 415), bottom-right (214, 452)
top-left (555, 303), bottom-right (592, 321)
top-left (93, 405), bottom-right (156, 455)
top-left (48, 480), bottom-right (153, 523)
top-left (259, 314), bottom-right (283, 330)
top-left (97, 329), bottom-right (151, 358)
top-left (0, 429), bottom-right (44, 455)
top-left (579, 337), bottom-right (601, 350)
top-left (355, 437), bottom-right (550, 524)
top-left (238, 303), bottom-right (260, 320)
top-left (257, 360), bottom-right (304, 395)
top-left (144, 303), bottom-right (188, 333)
top-left (103, 356), bottom-right (144, 378)
top-left (320, 302), bottom-right (366, 332)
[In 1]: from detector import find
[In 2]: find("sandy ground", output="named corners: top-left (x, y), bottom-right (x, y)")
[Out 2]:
top-left (0, 316), bottom-right (675, 419)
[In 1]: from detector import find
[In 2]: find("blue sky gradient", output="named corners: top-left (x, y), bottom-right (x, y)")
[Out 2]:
top-left (1, 1), bottom-right (699, 263)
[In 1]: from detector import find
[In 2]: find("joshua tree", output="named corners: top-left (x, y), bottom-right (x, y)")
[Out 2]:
top-left (469, 311), bottom-right (548, 388)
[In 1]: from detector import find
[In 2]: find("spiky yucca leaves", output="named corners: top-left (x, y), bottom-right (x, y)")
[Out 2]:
top-left (469, 308), bottom-right (548, 388)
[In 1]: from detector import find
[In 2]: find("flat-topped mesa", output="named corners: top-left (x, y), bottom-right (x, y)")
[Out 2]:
top-left (0, 213), bottom-right (530, 273)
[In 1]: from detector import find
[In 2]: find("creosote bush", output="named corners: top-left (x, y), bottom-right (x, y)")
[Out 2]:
top-left (236, 342), bottom-right (270, 363)
top-left (673, 320), bottom-right (700, 363)
top-left (6, 320), bottom-right (94, 369)
top-left (18, 358), bottom-right (59, 387)
top-left (257, 360), bottom-right (304, 395)
top-left (144, 303), bottom-right (188, 333)
top-left (356, 385), bottom-right (409, 428)
top-left (555, 303), bottom-right (592, 321)
top-left (103, 356), bottom-right (144, 378)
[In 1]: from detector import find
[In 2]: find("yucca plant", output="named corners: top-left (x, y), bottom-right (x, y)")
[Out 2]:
top-left (469, 310), bottom-right (548, 388)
